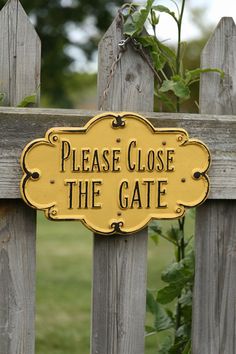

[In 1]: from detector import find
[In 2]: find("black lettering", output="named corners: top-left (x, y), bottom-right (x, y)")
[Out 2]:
top-left (156, 150), bottom-right (164, 171)
top-left (82, 149), bottom-right (90, 172)
top-left (137, 149), bottom-right (145, 171)
top-left (78, 180), bottom-right (89, 208)
top-left (72, 149), bottom-right (80, 172)
top-left (131, 180), bottom-right (142, 208)
top-left (91, 149), bottom-right (101, 172)
top-left (112, 149), bottom-right (121, 171)
top-left (167, 149), bottom-right (175, 171)
top-left (127, 140), bottom-right (136, 171)
top-left (102, 149), bottom-right (110, 171)
top-left (61, 140), bottom-right (71, 172)
top-left (65, 179), bottom-right (77, 209)
top-left (147, 150), bottom-right (155, 171)
top-left (92, 180), bottom-right (102, 208)
top-left (143, 179), bottom-right (154, 208)
top-left (119, 180), bottom-right (129, 209)
top-left (157, 179), bottom-right (168, 208)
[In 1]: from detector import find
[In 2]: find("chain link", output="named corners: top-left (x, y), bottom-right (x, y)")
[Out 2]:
top-left (99, 35), bottom-right (132, 110)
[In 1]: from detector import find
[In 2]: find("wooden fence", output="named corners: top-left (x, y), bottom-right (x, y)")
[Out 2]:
top-left (0, 1), bottom-right (236, 353)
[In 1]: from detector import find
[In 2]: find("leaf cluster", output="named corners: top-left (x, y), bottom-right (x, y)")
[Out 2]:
top-left (122, 1), bottom-right (224, 112)
top-left (147, 222), bottom-right (194, 354)
top-left (0, 0), bottom-right (124, 107)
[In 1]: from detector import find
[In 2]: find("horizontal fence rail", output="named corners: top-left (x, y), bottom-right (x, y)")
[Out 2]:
top-left (0, 107), bottom-right (235, 199)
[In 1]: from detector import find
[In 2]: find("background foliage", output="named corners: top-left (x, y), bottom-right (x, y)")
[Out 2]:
top-left (0, 0), bottom-right (123, 107)
top-left (0, 0), bottom-right (212, 110)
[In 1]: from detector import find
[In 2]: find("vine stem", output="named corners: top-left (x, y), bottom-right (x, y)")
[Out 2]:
top-left (176, 0), bottom-right (186, 113)
top-left (175, 215), bottom-right (186, 336)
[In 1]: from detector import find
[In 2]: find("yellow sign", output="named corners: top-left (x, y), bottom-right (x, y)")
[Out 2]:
top-left (20, 112), bottom-right (210, 235)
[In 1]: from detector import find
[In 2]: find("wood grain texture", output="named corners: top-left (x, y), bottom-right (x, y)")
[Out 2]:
top-left (0, 0), bottom-right (41, 106)
top-left (0, 1), bottom-right (40, 353)
top-left (192, 17), bottom-right (236, 354)
top-left (91, 14), bottom-right (153, 354)
top-left (0, 107), bottom-right (235, 199)
top-left (0, 200), bottom-right (36, 354)
top-left (97, 15), bottom-right (153, 111)
top-left (200, 17), bottom-right (236, 115)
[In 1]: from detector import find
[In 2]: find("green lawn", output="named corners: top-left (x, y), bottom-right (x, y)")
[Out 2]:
top-left (36, 212), bottom-right (194, 354)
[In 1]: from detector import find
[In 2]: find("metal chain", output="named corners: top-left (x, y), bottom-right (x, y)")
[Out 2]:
top-left (99, 36), bottom-right (131, 110)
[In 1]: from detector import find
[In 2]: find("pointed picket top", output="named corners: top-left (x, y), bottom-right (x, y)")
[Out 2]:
top-left (200, 17), bottom-right (236, 114)
top-left (0, 0), bottom-right (41, 106)
top-left (97, 13), bottom-right (153, 111)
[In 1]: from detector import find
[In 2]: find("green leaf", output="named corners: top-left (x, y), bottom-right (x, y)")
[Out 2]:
top-left (149, 222), bottom-right (162, 236)
top-left (158, 335), bottom-right (173, 354)
top-left (161, 262), bottom-right (185, 283)
top-left (145, 325), bottom-right (156, 336)
top-left (159, 79), bottom-right (190, 100)
top-left (17, 94), bottom-right (37, 107)
top-left (168, 339), bottom-right (189, 354)
top-left (137, 36), bottom-right (167, 70)
top-left (153, 5), bottom-right (177, 21)
top-left (159, 79), bottom-right (175, 93)
top-left (176, 324), bottom-right (191, 338)
top-left (146, 290), bottom-right (173, 331)
top-left (182, 340), bottom-right (191, 354)
top-left (155, 91), bottom-right (176, 112)
top-left (185, 67), bottom-right (225, 84)
top-left (146, 289), bottom-right (158, 314)
top-left (179, 290), bottom-right (192, 307)
top-left (123, 16), bottom-right (137, 36)
top-left (123, 0), bottom-right (154, 36)
top-left (150, 233), bottom-right (159, 245)
top-left (182, 305), bottom-right (192, 323)
top-left (173, 81), bottom-right (190, 99)
top-left (183, 250), bottom-right (195, 272)
top-left (157, 283), bottom-right (182, 304)
top-left (157, 41), bottom-right (176, 70)
top-left (161, 252), bottom-right (194, 288)
top-left (154, 302), bottom-right (173, 331)
top-left (150, 9), bottom-right (159, 26)
top-left (167, 226), bottom-right (182, 243)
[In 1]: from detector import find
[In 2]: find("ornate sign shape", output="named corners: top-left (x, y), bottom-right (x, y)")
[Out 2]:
top-left (20, 112), bottom-right (210, 235)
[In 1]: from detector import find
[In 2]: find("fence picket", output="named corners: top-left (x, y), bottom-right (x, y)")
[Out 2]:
top-left (193, 17), bottom-right (236, 354)
top-left (0, 1), bottom-right (41, 353)
top-left (91, 14), bottom-right (154, 354)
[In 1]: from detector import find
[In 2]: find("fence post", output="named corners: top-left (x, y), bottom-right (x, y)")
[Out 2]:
top-left (0, 1), bottom-right (40, 354)
top-left (91, 14), bottom-right (154, 354)
top-left (192, 17), bottom-right (236, 354)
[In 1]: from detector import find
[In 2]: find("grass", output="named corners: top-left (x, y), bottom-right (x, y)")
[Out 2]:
top-left (36, 212), bottom-right (194, 354)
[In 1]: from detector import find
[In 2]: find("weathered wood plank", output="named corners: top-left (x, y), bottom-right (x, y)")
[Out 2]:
top-left (0, 200), bottom-right (36, 354)
top-left (192, 17), bottom-right (236, 354)
top-left (0, 107), bottom-right (235, 199)
top-left (0, 1), bottom-right (40, 353)
top-left (91, 14), bottom-right (153, 354)
top-left (0, 0), bottom-right (40, 106)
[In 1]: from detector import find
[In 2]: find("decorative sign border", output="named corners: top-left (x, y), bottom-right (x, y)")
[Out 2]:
top-left (20, 112), bottom-right (211, 235)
